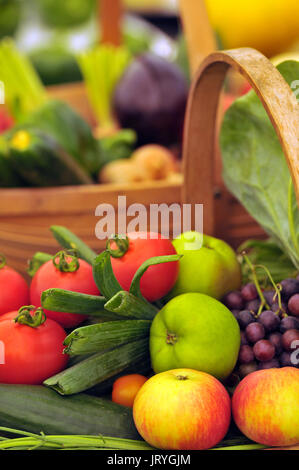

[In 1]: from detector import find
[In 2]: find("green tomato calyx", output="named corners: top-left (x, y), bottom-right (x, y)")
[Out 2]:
top-left (106, 234), bottom-right (129, 258)
top-left (14, 305), bottom-right (47, 328)
top-left (52, 249), bottom-right (80, 273)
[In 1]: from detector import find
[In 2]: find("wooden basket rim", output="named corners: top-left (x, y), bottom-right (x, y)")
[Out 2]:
top-left (182, 47), bottom-right (299, 235)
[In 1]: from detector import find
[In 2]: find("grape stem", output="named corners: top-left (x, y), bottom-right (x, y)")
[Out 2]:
top-left (241, 253), bottom-right (270, 314)
top-left (255, 264), bottom-right (285, 316)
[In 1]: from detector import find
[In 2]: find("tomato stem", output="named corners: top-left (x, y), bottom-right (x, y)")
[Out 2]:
top-left (0, 254), bottom-right (6, 269)
top-left (106, 235), bottom-right (129, 258)
top-left (14, 306), bottom-right (47, 328)
top-left (52, 250), bottom-right (80, 273)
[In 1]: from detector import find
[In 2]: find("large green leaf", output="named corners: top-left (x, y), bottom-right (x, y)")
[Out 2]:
top-left (221, 60), bottom-right (299, 269)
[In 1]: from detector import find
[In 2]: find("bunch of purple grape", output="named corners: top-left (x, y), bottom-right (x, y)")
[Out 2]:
top-left (223, 278), bottom-right (299, 378)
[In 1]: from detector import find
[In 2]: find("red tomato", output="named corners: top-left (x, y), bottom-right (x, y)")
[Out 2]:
top-left (109, 232), bottom-right (179, 302)
top-left (0, 310), bottom-right (68, 385)
top-left (0, 261), bottom-right (30, 315)
top-left (30, 255), bottom-right (100, 328)
top-left (112, 374), bottom-right (148, 407)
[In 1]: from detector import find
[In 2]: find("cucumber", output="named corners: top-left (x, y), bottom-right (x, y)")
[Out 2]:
top-left (50, 225), bottom-right (97, 264)
top-left (44, 338), bottom-right (149, 395)
top-left (0, 384), bottom-right (141, 439)
top-left (64, 320), bottom-right (151, 356)
top-left (9, 128), bottom-right (93, 186)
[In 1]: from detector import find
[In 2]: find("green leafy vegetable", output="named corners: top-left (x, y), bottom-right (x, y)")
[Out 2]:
top-left (100, 128), bottom-right (137, 165)
top-left (221, 60), bottom-right (299, 269)
top-left (238, 238), bottom-right (298, 285)
top-left (77, 44), bottom-right (131, 129)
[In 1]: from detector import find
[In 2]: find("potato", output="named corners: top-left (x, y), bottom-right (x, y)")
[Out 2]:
top-left (131, 145), bottom-right (177, 181)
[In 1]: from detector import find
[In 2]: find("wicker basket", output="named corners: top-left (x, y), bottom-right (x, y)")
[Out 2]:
top-left (1, 46), bottom-right (296, 274)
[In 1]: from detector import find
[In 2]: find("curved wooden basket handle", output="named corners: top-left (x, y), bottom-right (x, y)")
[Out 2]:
top-left (182, 47), bottom-right (299, 235)
top-left (98, 0), bottom-right (123, 46)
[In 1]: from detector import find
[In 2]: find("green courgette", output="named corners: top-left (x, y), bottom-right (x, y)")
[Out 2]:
top-left (64, 320), bottom-right (151, 356)
top-left (0, 384), bottom-right (141, 439)
top-left (9, 128), bottom-right (93, 186)
top-left (41, 288), bottom-right (107, 315)
top-left (44, 338), bottom-right (149, 395)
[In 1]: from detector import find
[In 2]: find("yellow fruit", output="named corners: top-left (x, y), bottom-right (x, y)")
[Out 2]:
top-left (205, 0), bottom-right (299, 57)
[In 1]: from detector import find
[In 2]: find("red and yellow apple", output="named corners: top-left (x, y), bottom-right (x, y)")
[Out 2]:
top-left (232, 367), bottom-right (299, 447)
top-left (133, 368), bottom-right (231, 450)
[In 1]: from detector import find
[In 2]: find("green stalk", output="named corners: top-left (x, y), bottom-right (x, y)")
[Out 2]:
top-left (64, 320), bottom-right (151, 356)
top-left (44, 338), bottom-right (149, 395)
top-left (77, 45), bottom-right (131, 129)
top-left (27, 252), bottom-right (52, 277)
top-left (129, 254), bottom-right (182, 300)
top-left (0, 39), bottom-right (47, 120)
top-left (211, 443), bottom-right (266, 450)
top-left (105, 290), bottom-right (158, 320)
top-left (50, 226), bottom-right (97, 265)
top-left (0, 427), bottom-right (154, 450)
top-left (92, 251), bottom-right (123, 300)
top-left (41, 288), bottom-right (107, 316)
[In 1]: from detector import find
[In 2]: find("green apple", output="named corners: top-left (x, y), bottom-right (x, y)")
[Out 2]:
top-left (169, 231), bottom-right (241, 299)
top-left (150, 292), bottom-right (241, 380)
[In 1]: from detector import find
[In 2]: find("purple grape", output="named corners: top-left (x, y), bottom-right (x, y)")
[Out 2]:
top-left (241, 330), bottom-right (249, 345)
top-left (231, 309), bottom-right (240, 317)
top-left (268, 332), bottom-right (283, 355)
top-left (263, 290), bottom-right (276, 306)
top-left (238, 361), bottom-right (258, 378)
top-left (288, 294), bottom-right (299, 317)
top-left (258, 358), bottom-right (280, 370)
top-left (245, 299), bottom-right (261, 314)
top-left (280, 278), bottom-right (299, 301)
top-left (271, 300), bottom-right (287, 316)
top-left (238, 310), bottom-right (256, 329)
top-left (238, 345), bottom-right (255, 364)
top-left (253, 339), bottom-right (275, 362)
top-left (282, 329), bottom-right (299, 352)
top-left (223, 291), bottom-right (244, 310)
top-left (241, 283), bottom-right (258, 301)
top-left (280, 316), bottom-right (299, 333)
top-left (257, 310), bottom-right (280, 332)
top-left (279, 351), bottom-right (293, 367)
top-left (245, 322), bottom-right (265, 343)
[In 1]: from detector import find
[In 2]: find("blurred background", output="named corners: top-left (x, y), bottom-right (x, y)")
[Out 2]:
top-left (0, 0), bottom-right (298, 271)
top-left (0, 0), bottom-right (299, 187)
top-left (1, 0), bottom-right (299, 87)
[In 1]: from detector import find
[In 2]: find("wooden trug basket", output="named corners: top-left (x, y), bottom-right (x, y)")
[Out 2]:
top-left (0, 47), bottom-right (298, 276)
